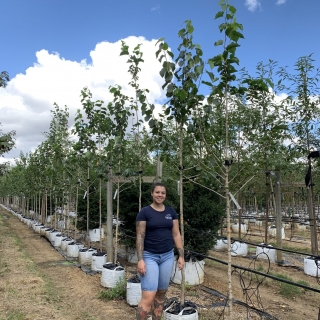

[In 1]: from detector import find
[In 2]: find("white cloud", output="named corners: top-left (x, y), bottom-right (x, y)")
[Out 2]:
top-left (245, 0), bottom-right (287, 11)
top-left (245, 0), bottom-right (261, 12)
top-left (151, 4), bottom-right (160, 11)
top-left (0, 36), bottom-right (167, 164)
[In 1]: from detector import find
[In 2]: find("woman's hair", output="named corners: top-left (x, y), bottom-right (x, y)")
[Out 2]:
top-left (151, 182), bottom-right (167, 193)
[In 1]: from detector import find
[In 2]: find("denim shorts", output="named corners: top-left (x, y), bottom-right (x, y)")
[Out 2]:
top-left (140, 249), bottom-right (174, 292)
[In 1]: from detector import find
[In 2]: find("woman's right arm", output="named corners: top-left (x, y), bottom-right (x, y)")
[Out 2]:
top-left (136, 220), bottom-right (146, 275)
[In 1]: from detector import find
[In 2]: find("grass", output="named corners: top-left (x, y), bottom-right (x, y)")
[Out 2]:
top-left (0, 260), bottom-right (9, 277)
top-left (98, 278), bottom-right (127, 301)
top-left (3, 310), bottom-right (26, 320)
top-left (272, 242), bottom-right (311, 255)
top-left (204, 258), bottom-right (216, 267)
top-left (270, 272), bottom-right (308, 299)
top-left (247, 264), bottom-right (311, 298)
top-left (276, 274), bottom-right (302, 299)
top-left (80, 312), bottom-right (99, 320)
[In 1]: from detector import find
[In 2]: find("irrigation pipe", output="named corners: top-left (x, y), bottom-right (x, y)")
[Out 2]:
top-left (186, 249), bottom-right (320, 294)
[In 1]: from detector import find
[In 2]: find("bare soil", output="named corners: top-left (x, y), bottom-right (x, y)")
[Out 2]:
top-left (0, 207), bottom-right (319, 320)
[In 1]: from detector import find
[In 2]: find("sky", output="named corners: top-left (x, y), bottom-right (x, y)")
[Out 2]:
top-left (1, 0), bottom-right (320, 164)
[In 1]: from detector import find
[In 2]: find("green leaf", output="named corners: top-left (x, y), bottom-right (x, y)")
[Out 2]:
top-left (149, 119), bottom-right (155, 128)
top-left (167, 51), bottom-right (174, 59)
top-left (162, 42), bottom-right (169, 50)
top-left (195, 65), bottom-right (203, 75)
top-left (214, 40), bottom-right (223, 46)
top-left (229, 5), bottom-right (236, 14)
top-left (202, 81), bottom-right (213, 87)
top-left (155, 38), bottom-right (165, 46)
top-left (215, 11), bottom-right (224, 19)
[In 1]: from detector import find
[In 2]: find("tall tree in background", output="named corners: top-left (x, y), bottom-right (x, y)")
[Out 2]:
top-left (0, 71), bottom-right (9, 88)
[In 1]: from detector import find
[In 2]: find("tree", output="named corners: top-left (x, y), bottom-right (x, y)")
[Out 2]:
top-left (0, 71), bottom-right (9, 88)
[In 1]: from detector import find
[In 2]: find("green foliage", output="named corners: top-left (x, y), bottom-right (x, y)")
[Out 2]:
top-left (98, 278), bottom-right (126, 301)
top-left (273, 273), bottom-right (303, 299)
top-left (77, 181), bottom-right (107, 231)
top-left (0, 123), bottom-right (16, 156)
top-left (277, 55), bottom-right (320, 156)
top-left (183, 182), bottom-right (225, 255)
top-left (0, 70), bottom-right (9, 88)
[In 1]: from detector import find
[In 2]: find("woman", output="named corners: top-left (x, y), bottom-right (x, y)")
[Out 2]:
top-left (136, 182), bottom-right (184, 320)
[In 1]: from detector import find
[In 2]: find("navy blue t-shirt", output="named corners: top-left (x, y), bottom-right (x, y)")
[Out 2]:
top-left (136, 205), bottom-right (178, 254)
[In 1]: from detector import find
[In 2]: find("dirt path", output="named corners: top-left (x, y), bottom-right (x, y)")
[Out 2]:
top-left (1, 206), bottom-right (320, 320)
top-left (0, 208), bottom-right (136, 320)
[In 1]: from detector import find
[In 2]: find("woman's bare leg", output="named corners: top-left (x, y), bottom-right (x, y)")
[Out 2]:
top-left (152, 289), bottom-right (166, 320)
top-left (136, 291), bottom-right (156, 320)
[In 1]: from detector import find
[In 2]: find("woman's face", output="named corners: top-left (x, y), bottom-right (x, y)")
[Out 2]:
top-left (151, 186), bottom-right (166, 204)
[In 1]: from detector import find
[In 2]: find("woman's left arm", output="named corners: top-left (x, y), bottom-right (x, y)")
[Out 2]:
top-left (172, 219), bottom-right (184, 270)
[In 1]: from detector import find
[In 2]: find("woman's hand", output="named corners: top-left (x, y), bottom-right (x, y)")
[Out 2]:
top-left (177, 256), bottom-right (184, 270)
top-left (137, 259), bottom-right (146, 275)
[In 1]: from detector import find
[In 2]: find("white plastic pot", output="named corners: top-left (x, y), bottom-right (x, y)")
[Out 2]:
top-left (49, 230), bottom-right (60, 244)
top-left (54, 234), bottom-right (66, 248)
top-left (268, 226), bottom-right (285, 239)
top-left (79, 248), bottom-right (97, 265)
top-left (89, 228), bottom-right (104, 242)
top-left (34, 224), bottom-right (43, 234)
top-left (213, 239), bottom-right (228, 252)
top-left (45, 228), bottom-right (53, 239)
top-left (101, 263), bottom-right (125, 288)
top-left (171, 259), bottom-right (205, 285)
top-left (231, 241), bottom-right (248, 256)
top-left (126, 277), bottom-right (141, 306)
top-left (67, 242), bottom-right (84, 258)
top-left (91, 253), bottom-right (107, 271)
top-left (231, 223), bottom-right (247, 233)
top-left (61, 238), bottom-right (73, 251)
top-left (40, 226), bottom-right (47, 236)
top-left (304, 256), bottom-right (320, 277)
top-left (164, 301), bottom-right (198, 320)
top-left (256, 243), bottom-right (276, 263)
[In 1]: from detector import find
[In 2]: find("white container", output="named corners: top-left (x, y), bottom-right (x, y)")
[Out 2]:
top-left (171, 259), bottom-right (205, 285)
top-left (54, 234), bottom-right (66, 248)
top-left (268, 226), bottom-right (285, 239)
top-left (126, 278), bottom-right (141, 306)
top-left (79, 248), bottom-right (97, 265)
top-left (256, 243), bottom-right (276, 263)
top-left (61, 238), bottom-right (73, 251)
top-left (40, 226), bottom-right (47, 236)
top-left (45, 228), bottom-right (53, 239)
top-left (91, 253), bottom-right (107, 271)
top-left (101, 263), bottom-right (125, 288)
top-left (34, 224), bottom-right (43, 234)
top-left (213, 239), bottom-right (228, 252)
top-left (89, 228), bottom-right (104, 242)
top-left (49, 231), bottom-right (60, 244)
top-left (231, 223), bottom-right (247, 233)
top-left (67, 242), bottom-right (84, 258)
top-left (127, 247), bottom-right (138, 263)
top-left (231, 241), bottom-right (248, 256)
top-left (164, 303), bottom-right (198, 320)
top-left (304, 256), bottom-right (320, 277)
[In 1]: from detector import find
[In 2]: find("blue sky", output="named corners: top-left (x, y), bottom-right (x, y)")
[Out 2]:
top-left (1, 0), bottom-right (320, 162)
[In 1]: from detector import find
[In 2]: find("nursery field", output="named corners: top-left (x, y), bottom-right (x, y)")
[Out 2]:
top-left (1, 207), bottom-right (320, 320)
